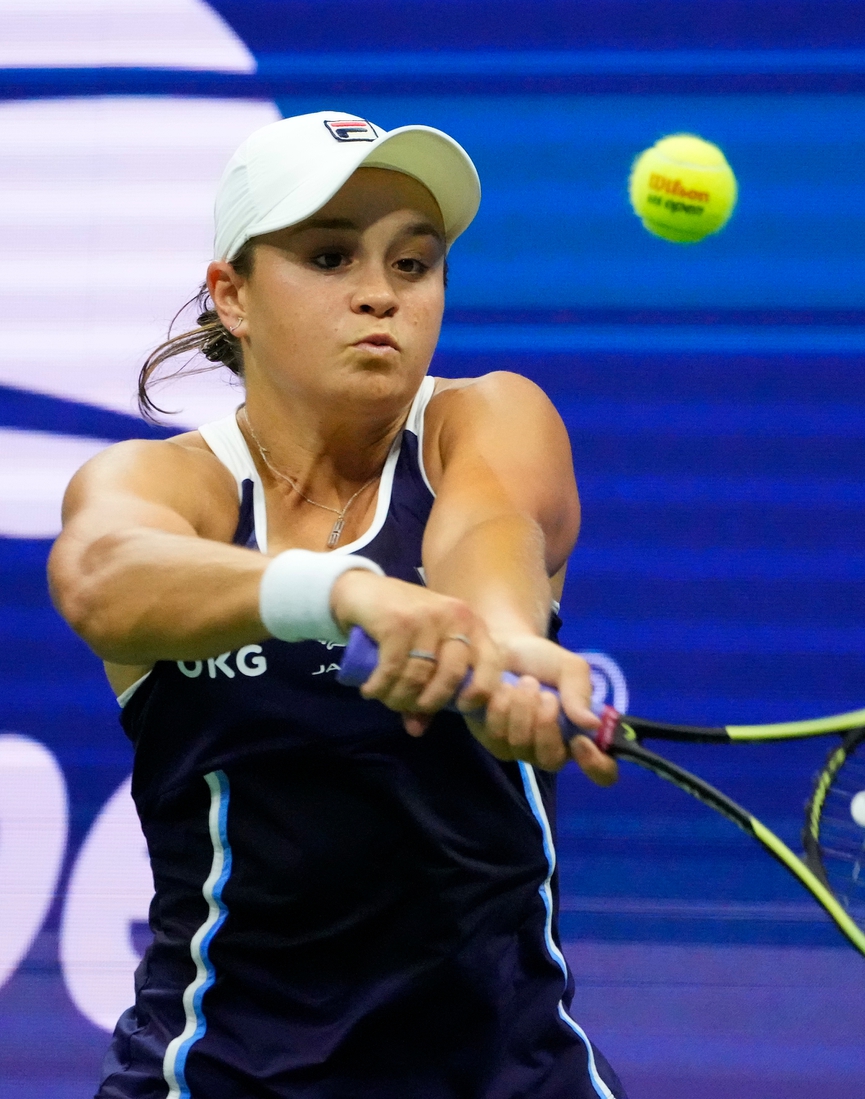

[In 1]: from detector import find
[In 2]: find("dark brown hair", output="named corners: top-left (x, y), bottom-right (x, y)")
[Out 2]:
top-left (137, 242), bottom-right (255, 421)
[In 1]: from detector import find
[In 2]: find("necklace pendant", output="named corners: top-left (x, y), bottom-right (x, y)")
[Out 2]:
top-left (327, 517), bottom-right (345, 547)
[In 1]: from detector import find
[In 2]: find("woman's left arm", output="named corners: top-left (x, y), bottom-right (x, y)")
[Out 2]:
top-left (421, 372), bottom-right (617, 784)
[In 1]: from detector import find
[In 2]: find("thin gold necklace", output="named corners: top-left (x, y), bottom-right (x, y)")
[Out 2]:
top-left (238, 407), bottom-right (380, 548)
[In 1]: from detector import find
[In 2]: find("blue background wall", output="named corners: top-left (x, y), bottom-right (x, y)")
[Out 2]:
top-left (1, 2), bottom-right (863, 1097)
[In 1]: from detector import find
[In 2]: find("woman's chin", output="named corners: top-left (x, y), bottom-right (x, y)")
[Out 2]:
top-left (340, 368), bottom-right (421, 404)
top-left (342, 353), bottom-right (426, 389)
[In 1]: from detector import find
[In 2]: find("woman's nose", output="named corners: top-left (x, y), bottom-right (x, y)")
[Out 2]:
top-left (351, 265), bottom-right (398, 317)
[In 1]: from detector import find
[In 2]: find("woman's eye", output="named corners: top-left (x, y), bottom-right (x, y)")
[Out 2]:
top-left (394, 258), bottom-right (428, 275)
top-left (312, 252), bottom-right (346, 270)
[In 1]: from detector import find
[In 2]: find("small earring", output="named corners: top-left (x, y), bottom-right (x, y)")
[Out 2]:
top-left (228, 319), bottom-right (242, 333)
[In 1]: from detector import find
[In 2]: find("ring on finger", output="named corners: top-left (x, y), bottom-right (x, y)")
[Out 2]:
top-left (445, 633), bottom-right (471, 647)
top-left (408, 649), bottom-right (438, 663)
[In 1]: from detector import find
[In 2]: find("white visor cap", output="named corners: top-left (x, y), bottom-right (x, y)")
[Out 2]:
top-left (214, 111), bottom-right (481, 261)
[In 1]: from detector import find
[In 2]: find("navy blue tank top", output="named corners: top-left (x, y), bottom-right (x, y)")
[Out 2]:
top-left (99, 378), bottom-right (625, 1099)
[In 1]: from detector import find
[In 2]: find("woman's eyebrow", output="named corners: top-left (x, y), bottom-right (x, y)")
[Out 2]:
top-left (405, 221), bottom-right (446, 246)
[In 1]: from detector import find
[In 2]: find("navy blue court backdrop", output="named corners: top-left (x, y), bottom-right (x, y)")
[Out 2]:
top-left (1, 2), bottom-right (864, 1097)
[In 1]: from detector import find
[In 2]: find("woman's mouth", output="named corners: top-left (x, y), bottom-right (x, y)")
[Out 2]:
top-left (353, 333), bottom-right (400, 353)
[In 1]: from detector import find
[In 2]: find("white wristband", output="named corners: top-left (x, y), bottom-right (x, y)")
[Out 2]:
top-left (259, 549), bottom-right (384, 644)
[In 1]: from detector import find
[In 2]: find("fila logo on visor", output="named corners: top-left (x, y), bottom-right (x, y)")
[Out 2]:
top-left (324, 118), bottom-right (377, 142)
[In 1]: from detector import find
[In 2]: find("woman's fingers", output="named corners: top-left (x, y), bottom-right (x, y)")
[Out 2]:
top-left (556, 654), bottom-right (600, 735)
top-left (569, 734), bottom-right (619, 787)
top-left (533, 688), bottom-right (569, 771)
top-left (366, 636), bottom-right (440, 707)
top-left (464, 634), bottom-right (617, 782)
top-left (383, 650), bottom-right (463, 713)
top-left (402, 712), bottom-right (433, 738)
top-left (414, 632), bottom-right (477, 711)
top-left (484, 677), bottom-right (532, 757)
top-left (358, 625), bottom-right (418, 699)
top-left (356, 592), bottom-right (482, 716)
top-left (471, 676), bottom-right (567, 772)
top-left (455, 636), bottom-right (505, 714)
top-left (361, 625), bottom-right (471, 710)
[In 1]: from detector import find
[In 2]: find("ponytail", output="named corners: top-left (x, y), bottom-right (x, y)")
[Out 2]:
top-left (137, 242), bottom-right (254, 421)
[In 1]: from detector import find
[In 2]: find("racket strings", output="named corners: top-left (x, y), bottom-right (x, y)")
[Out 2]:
top-left (817, 748), bottom-right (865, 922)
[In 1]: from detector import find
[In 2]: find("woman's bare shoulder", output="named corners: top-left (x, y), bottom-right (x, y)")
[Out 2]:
top-left (78, 430), bottom-right (232, 486)
top-left (431, 371), bottom-right (548, 400)
top-left (427, 371), bottom-right (555, 430)
top-left (423, 372), bottom-right (566, 487)
top-left (63, 431), bottom-right (240, 542)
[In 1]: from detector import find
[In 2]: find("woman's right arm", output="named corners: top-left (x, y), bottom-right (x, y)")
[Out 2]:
top-left (49, 439), bottom-right (270, 664)
top-left (48, 438), bottom-right (492, 710)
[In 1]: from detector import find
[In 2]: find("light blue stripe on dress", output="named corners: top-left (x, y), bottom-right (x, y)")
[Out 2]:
top-left (518, 762), bottom-right (616, 1099)
top-left (162, 770), bottom-right (232, 1099)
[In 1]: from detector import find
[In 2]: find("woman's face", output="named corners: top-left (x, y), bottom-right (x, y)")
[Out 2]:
top-left (219, 167), bottom-right (447, 417)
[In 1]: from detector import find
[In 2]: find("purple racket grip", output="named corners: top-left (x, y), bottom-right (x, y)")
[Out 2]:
top-left (336, 625), bottom-right (589, 743)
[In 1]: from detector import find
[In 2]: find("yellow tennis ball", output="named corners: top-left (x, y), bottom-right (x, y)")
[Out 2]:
top-left (629, 133), bottom-right (738, 244)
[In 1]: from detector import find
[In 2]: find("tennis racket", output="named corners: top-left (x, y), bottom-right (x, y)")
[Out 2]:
top-left (337, 626), bottom-right (865, 957)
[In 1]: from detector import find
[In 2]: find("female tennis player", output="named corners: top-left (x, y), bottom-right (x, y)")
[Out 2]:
top-left (49, 112), bottom-right (625, 1099)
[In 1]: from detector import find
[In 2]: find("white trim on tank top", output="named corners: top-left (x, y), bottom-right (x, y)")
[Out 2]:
top-left (198, 411), bottom-right (269, 550)
top-left (197, 375), bottom-right (437, 555)
top-left (405, 374), bottom-right (436, 497)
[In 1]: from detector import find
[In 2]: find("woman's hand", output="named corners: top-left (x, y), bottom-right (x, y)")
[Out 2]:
top-left (330, 569), bottom-right (504, 733)
top-left (332, 573), bottom-right (617, 785)
top-left (459, 634), bottom-right (618, 786)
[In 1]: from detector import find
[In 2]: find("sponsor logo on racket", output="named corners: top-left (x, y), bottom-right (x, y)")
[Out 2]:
top-left (324, 119), bottom-right (377, 142)
top-left (580, 651), bottom-right (629, 715)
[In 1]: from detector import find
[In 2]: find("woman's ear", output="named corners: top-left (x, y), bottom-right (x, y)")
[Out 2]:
top-left (206, 260), bottom-right (245, 330)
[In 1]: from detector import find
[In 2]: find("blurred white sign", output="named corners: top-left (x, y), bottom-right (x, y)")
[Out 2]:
top-left (0, 0), bottom-right (255, 70)
top-left (61, 775), bottom-right (153, 1031)
top-left (0, 734), bottom-right (68, 991)
top-left (0, 0), bottom-right (280, 538)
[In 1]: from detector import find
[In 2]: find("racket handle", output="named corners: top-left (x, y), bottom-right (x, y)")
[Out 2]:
top-left (336, 626), bottom-right (608, 744)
